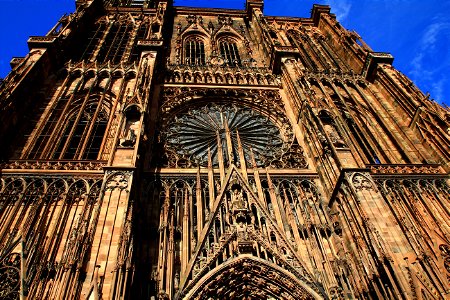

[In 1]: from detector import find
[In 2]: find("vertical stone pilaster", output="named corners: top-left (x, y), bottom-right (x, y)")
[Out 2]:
top-left (81, 170), bottom-right (134, 300)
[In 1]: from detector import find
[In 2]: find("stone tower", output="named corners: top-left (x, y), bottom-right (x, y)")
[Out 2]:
top-left (0, 0), bottom-right (449, 299)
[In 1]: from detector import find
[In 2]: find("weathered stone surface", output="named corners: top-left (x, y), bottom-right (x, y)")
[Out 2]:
top-left (0, 1), bottom-right (449, 299)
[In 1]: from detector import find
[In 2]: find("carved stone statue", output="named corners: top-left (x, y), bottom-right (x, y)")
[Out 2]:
top-left (120, 119), bottom-right (139, 147)
top-left (324, 123), bottom-right (346, 147)
top-left (231, 189), bottom-right (245, 210)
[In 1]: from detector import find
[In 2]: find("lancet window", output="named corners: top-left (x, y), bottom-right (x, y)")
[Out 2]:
top-left (97, 22), bottom-right (133, 64)
top-left (79, 17), bottom-right (153, 63)
top-left (81, 21), bottom-right (107, 61)
top-left (52, 102), bottom-right (109, 160)
top-left (26, 92), bottom-right (112, 160)
top-left (219, 39), bottom-right (241, 66)
top-left (184, 37), bottom-right (206, 65)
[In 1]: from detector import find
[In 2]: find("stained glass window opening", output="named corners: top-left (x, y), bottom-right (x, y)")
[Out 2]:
top-left (219, 39), bottom-right (241, 66)
top-left (164, 104), bottom-right (284, 167)
top-left (185, 37), bottom-right (206, 65)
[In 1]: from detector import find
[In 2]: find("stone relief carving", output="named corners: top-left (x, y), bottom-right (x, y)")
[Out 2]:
top-left (105, 172), bottom-right (131, 191)
top-left (439, 244), bottom-right (450, 278)
top-left (351, 173), bottom-right (374, 191)
top-left (0, 253), bottom-right (20, 300)
top-left (0, 160), bottom-right (105, 171)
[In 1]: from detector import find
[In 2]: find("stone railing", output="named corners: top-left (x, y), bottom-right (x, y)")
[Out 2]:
top-left (165, 63), bottom-right (280, 87)
top-left (368, 164), bottom-right (445, 175)
top-left (65, 60), bottom-right (138, 74)
top-left (0, 160), bottom-right (107, 171)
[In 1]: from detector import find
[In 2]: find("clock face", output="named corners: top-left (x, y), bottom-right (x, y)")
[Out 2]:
top-left (164, 104), bottom-right (284, 167)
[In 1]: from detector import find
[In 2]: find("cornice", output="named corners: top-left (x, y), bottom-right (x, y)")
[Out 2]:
top-left (174, 6), bottom-right (246, 17)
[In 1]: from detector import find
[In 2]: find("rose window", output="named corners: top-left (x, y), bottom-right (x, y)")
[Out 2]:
top-left (163, 104), bottom-right (285, 167)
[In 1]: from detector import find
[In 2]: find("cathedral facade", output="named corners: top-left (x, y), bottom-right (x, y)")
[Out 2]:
top-left (0, 0), bottom-right (449, 299)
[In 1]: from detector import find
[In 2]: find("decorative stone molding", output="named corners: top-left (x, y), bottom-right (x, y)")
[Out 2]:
top-left (65, 60), bottom-right (139, 76)
top-left (105, 171), bottom-right (132, 191)
top-left (369, 164), bottom-right (444, 175)
top-left (160, 87), bottom-right (287, 127)
top-left (165, 64), bottom-right (280, 86)
top-left (350, 172), bottom-right (374, 191)
top-left (181, 256), bottom-right (323, 300)
top-left (27, 36), bottom-right (57, 49)
top-left (0, 160), bottom-right (106, 171)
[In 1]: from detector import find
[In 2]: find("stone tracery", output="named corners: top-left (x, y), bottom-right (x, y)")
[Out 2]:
top-left (0, 1), bottom-right (449, 299)
top-left (163, 104), bottom-right (285, 167)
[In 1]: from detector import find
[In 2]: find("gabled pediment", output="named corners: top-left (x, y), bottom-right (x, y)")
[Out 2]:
top-left (180, 22), bottom-right (211, 40)
top-left (213, 24), bottom-right (245, 42)
top-left (177, 165), bottom-right (321, 298)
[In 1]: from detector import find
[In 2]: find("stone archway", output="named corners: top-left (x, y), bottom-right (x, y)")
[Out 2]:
top-left (179, 255), bottom-right (325, 300)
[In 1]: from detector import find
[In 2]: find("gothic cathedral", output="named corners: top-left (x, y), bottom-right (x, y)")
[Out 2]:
top-left (0, 0), bottom-right (449, 299)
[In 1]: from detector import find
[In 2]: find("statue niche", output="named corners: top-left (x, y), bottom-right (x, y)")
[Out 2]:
top-left (319, 110), bottom-right (346, 148)
top-left (119, 106), bottom-right (141, 147)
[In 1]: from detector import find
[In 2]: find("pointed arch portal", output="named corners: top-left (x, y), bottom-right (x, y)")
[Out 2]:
top-left (178, 255), bottom-right (324, 300)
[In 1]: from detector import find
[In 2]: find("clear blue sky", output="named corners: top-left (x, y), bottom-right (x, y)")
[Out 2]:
top-left (0, 0), bottom-right (449, 106)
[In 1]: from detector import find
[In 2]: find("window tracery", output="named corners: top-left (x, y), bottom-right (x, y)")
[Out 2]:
top-left (78, 15), bottom-right (155, 64)
top-left (161, 104), bottom-right (286, 168)
top-left (0, 252), bottom-right (20, 300)
top-left (184, 37), bottom-right (206, 65)
top-left (27, 94), bottom-right (112, 160)
top-left (219, 38), bottom-right (241, 66)
top-left (97, 22), bottom-right (133, 64)
top-left (81, 21), bottom-right (107, 61)
top-left (157, 87), bottom-right (308, 169)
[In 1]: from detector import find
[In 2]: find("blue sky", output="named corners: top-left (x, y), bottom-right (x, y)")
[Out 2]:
top-left (0, 0), bottom-right (449, 106)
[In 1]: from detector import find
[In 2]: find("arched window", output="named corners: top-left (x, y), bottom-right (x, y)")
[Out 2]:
top-left (84, 108), bottom-right (109, 159)
top-left (219, 39), bottom-right (241, 66)
top-left (80, 21), bottom-right (107, 61)
top-left (53, 101), bottom-right (109, 160)
top-left (26, 89), bottom-right (111, 161)
top-left (97, 22), bottom-right (133, 64)
top-left (184, 37), bottom-right (205, 65)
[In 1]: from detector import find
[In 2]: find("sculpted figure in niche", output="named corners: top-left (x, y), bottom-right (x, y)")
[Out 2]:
top-left (120, 107), bottom-right (141, 147)
top-left (120, 126), bottom-right (137, 147)
top-left (174, 273), bottom-right (180, 290)
top-left (231, 187), bottom-right (246, 210)
top-left (236, 213), bottom-right (249, 243)
top-left (319, 110), bottom-right (346, 148)
top-left (324, 124), bottom-right (345, 147)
